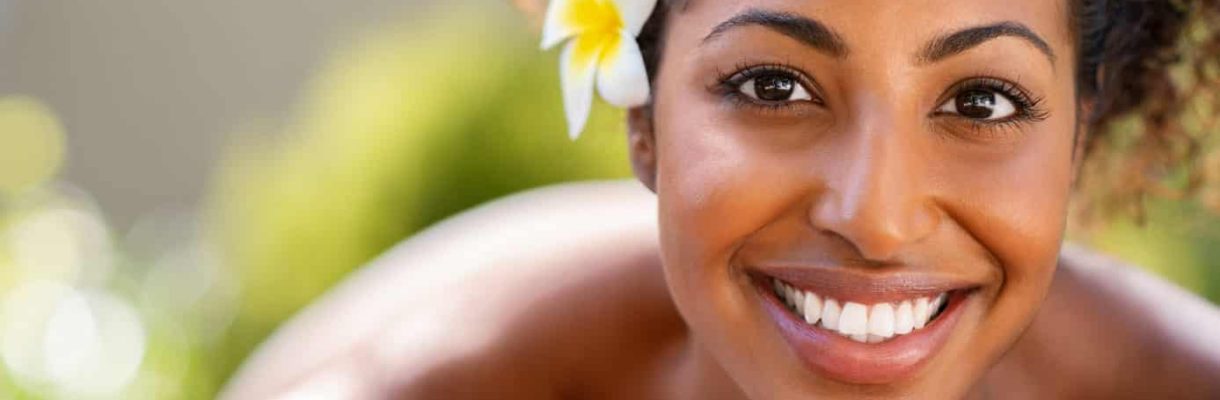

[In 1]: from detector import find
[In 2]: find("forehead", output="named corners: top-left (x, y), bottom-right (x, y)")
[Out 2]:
top-left (666, 0), bottom-right (1075, 56)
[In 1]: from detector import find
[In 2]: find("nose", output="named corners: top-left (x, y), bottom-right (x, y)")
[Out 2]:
top-left (808, 112), bottom-right (940, 262)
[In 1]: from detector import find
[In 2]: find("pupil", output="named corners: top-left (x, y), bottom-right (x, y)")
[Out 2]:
top-left (956, 90), bottom-right (996, 118)
top-left (755, 75), bottom-right (795, 101)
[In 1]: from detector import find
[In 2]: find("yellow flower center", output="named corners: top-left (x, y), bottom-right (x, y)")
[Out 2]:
top-left (566, 0), bottom-right (623, 70)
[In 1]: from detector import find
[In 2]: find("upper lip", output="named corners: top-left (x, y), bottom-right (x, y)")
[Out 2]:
top-left (748, 264), bottom-right (979, 303)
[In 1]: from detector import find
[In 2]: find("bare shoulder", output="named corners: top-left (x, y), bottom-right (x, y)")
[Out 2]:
top-left (989, 244), bottom-right (1220, 398)
top-left (1058, 244), bottom-right (1220, 362)
top-left (220, 180), bottom-right (676, 399)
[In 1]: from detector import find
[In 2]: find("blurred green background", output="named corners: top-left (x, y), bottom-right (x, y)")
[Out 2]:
top-left (0, 1), bottom-right (1217, 399)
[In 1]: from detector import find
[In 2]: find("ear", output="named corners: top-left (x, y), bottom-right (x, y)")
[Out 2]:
top-left (627, 106), bottom-right (658, 192)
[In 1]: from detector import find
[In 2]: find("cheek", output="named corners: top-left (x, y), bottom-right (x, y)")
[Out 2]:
top-left (935, 112), bottom-right (1077, 339)
top-left (651, 96), bottom-right (806, 336)
top-left (653, 108), bottom-right (754, 315)
top-left (652, 105), bottom-right (818, 268)
top-left (952, 122), bottom-right (1075, 275)
top-left (651, 97), bottom-right (819, 397)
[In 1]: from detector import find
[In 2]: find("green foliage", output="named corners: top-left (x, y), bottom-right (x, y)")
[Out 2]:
top-left (1080, 199), bottom-right (1220, 302)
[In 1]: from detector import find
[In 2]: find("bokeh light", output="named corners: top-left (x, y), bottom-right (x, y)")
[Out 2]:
top-left (7, 204), bottom-right (114, 286)
top-left (0, 96), bottom-right (65, 194)
top-left (0, 183), bottom-right (151, 398)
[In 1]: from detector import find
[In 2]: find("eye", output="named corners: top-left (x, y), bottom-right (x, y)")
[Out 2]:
top-left (739, 73), bottom-right (813, 102)
top-left (936, 89), bottom-right (1017, 120)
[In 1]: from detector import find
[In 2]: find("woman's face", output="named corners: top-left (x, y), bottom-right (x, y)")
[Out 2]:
top-left (641, 0), bottom-right (1081, 397)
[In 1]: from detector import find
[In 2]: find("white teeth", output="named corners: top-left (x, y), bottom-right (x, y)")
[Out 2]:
top-left (838, 302), bottom-right (868, 335)
top-left (867, 303), bottom-right (895, 338)
top-left (821, 299), bottom-right (841, 330)
top-left (803, 293), bottom-right (822, 325)
top-left (771, 278), bottom-right (954, 344)
top-left (913, 297), bottom-right (931, 329)
top-left (894, 301), bottom-right (914, 335)
top-left (793, 290), bottom-right (807, 315)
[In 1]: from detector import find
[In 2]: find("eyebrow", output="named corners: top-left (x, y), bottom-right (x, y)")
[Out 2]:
top-left (703, 9), bottom-right (848, 58)
top-left (702, 10), bottom-right (1055, 67)
top-left (918, 22), bottom-right (1056, 65)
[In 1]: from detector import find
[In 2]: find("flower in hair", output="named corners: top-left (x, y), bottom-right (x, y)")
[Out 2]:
top-left (541, 0), bottom-right (656, 139)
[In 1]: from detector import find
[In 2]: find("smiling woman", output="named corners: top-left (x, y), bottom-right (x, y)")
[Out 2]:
top-left (222, 0), bottom-right (1220, 399)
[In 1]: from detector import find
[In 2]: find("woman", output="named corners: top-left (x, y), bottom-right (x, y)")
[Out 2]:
top-left (223, 0), bottom-right (1220, 398)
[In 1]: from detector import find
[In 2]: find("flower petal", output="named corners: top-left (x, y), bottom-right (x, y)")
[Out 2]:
top-left (541, 0), bottom-right (632, 49)
top-left (611, 0), bottom-right (658, 35)
top-left (541, 0), bottom-right (579, 49)
top-left (560, 36), bottom-right (602, 139)
top-left (596, 31), bottom-right (650, 108)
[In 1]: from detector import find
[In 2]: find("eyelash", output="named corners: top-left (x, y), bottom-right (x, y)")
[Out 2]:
top-left (711, 64), bottom-right (1050, 136)
top-left (932, 77), bottom-right (1049, 141)
top-left (713, 62), bottom-right (823, 111)
top-left (936, 77), bottom-right (1050, 129)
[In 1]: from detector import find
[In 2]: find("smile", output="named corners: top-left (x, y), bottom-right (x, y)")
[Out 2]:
top-left (771, 278), bottom-right (950, 343)
top-left (750, 267), bottom-right (978, 384)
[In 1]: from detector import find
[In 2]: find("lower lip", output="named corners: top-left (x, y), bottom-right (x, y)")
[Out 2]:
top-left (753, 276), bottom-right (969, 385)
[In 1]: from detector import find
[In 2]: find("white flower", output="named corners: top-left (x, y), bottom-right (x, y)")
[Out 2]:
top-left (541, 0), bottom-right (656, 139)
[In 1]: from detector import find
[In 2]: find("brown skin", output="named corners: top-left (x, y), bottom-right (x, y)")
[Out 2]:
top-left (643, 0), bottom-right (1075, 397)
top-left (219, 183), bottom-right (1220, 400)
top-left (221, 1), bottom-right (1220, 398)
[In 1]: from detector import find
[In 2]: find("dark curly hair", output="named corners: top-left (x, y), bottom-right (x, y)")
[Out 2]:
top-left (634, 0), bottom-right (1220, 220)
